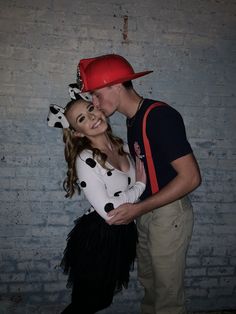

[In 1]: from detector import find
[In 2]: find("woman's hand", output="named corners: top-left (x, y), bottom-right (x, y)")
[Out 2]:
top-left (135, 156), bottom-right (146, 185)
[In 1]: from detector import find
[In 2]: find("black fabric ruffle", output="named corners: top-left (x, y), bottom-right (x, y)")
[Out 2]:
top-left (60, 211), bottom-right (138, 313)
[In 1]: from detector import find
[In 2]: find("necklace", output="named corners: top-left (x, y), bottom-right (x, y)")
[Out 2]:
top-left (97, 138), bottom-right (114, 153)
top-left (127, 97), bottom-right (144, 127)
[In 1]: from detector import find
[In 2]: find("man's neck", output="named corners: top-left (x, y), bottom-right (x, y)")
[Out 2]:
top-left (118, 90), bottom-right (143, 118)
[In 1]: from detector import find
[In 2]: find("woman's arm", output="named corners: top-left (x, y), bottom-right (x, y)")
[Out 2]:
top-left (76, 153), bottom-right (145, 221)
top-left (107, 153), bottom-right (201, 224)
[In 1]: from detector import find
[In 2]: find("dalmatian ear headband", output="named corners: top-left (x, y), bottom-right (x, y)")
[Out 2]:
top-left (69, 83), bottom-right (92, 102)
top-left (47, 104), bottom-right (70, 128)
top-left (47, 83), bottom-right (92, 128)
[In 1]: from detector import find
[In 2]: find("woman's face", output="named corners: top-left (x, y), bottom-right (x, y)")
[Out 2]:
top-left (66, 100), bottom-right (108, 138)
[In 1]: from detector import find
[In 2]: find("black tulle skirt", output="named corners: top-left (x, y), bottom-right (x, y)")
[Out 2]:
top-left (60, 211), bottom-right (138, 314)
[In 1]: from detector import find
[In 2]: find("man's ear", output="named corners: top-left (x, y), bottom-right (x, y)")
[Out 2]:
top-left (112, 83), bottom-right (122, 91)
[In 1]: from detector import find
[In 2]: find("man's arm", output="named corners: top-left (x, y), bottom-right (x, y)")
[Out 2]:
top-left (107, 153), bottom-right (201, 225)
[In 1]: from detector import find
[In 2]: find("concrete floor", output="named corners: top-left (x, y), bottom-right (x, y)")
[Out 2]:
top-left (191, 312), bottom-right (236, 314)
top-left (0, 300), bottom-right (235, 314)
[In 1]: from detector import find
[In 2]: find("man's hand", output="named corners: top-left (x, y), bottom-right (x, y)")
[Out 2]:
top-left (107, 203), bottom-right (137, 225)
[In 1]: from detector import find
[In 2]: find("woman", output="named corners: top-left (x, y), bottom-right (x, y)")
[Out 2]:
top-left (48, 97), bottom-right (146, 313)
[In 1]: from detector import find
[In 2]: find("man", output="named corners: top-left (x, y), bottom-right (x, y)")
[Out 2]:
top-left (76, 54), bottom-right (201, 314)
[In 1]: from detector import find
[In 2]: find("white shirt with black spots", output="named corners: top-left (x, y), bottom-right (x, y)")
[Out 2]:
top-left (76, 147), bottom-right (145, 221)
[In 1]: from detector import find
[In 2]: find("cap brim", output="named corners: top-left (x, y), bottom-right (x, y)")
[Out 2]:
top-left (82, 70), bottom-right (153, 93)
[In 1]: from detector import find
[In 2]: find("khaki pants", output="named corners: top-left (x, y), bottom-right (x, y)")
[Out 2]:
top-left (136, 196), bottom-right (193, 314)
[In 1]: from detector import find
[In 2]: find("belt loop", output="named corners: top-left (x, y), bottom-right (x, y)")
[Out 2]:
top-left (176, 198), bottom-right (182, 214)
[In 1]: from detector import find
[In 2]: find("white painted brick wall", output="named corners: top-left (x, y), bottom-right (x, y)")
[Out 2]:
top-left (0, 0), bottom-right (235, 313)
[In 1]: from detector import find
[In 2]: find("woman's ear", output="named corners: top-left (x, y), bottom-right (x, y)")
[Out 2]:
top-left (74, 130), bottom-right (85, 138)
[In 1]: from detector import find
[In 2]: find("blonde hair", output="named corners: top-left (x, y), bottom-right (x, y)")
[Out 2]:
top-left (63, 99), bottom-right (126, 198)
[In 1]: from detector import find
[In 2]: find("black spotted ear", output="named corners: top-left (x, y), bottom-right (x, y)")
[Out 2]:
top-left (69, 83), bottom-right (80, 100)
top-left (50, 106), bottom-right (60, 114)
top-left (54, 122), bottom-right (63, 128)
top-left (47, 104), bottom-right (70, 128)
top-left (68, 83), bottom-right (92, 102)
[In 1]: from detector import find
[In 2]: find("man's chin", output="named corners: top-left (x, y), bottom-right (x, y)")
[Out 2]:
top-left (103, 110), bottom-right (115, 118)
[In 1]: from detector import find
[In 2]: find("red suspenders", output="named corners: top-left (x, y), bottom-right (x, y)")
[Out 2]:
top-left (142, 102), bottom-right (166, 194)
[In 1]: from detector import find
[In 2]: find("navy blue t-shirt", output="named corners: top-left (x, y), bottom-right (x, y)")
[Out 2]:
top-left (127, 99), bottom-right (193, 200)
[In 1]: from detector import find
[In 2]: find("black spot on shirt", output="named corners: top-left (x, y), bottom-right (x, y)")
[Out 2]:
top-left (80, 181), bottom-right (87, 188)
top-left (104, 203), bottom-right (114, 212)
top-left (114, 191), bottom-right (122, 197)
top-left (107, 171), bottom-right (112, 176)
top-left (86, 158), bottom-right (96, 168)
top-left (128, 177), bottom-right (131, 185)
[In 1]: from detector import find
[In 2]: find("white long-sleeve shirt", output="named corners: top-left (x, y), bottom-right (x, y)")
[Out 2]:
top-left (76, 147), bottom-right (145, 221)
